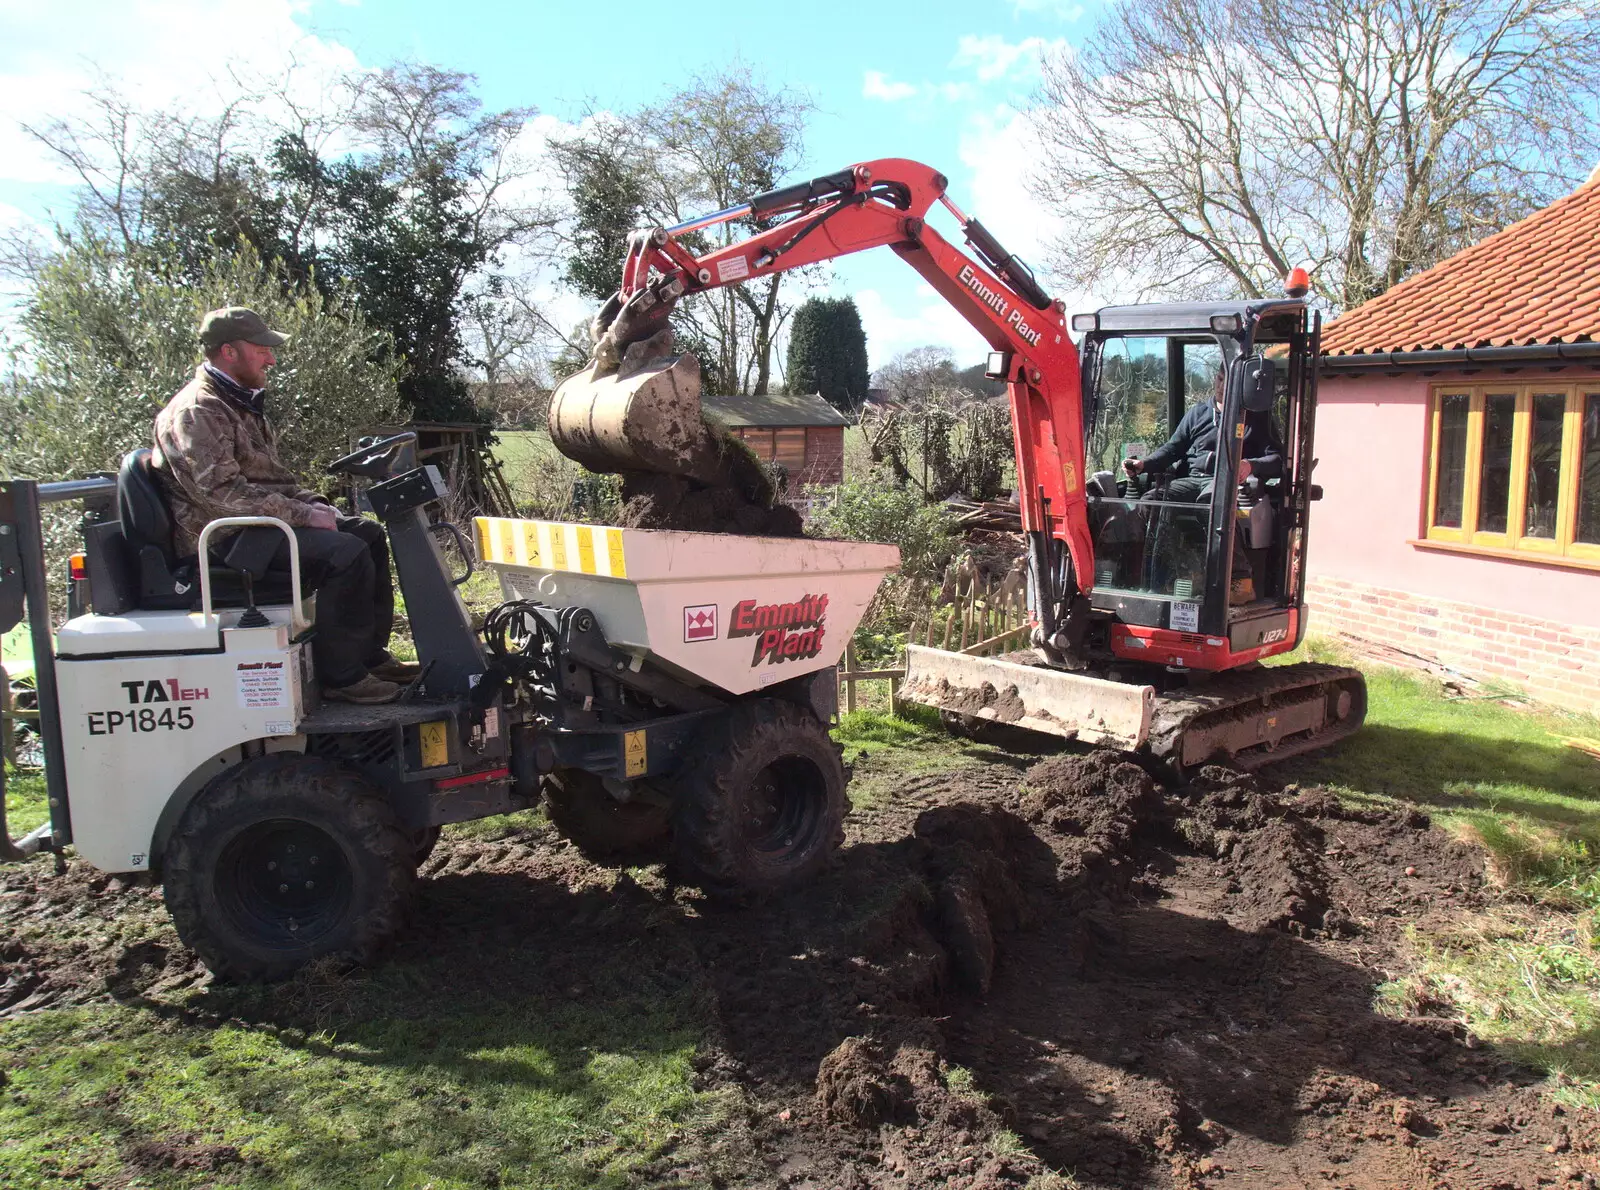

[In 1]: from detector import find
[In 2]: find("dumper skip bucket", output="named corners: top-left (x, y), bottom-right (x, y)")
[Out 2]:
top-left (475, 517), bottom-right (899, 698)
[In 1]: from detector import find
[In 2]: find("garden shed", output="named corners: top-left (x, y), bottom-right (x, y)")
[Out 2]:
top-left (701, 392), bottom-right (850, 488)
top-left (1311, 174), bottom-right (1600, 713)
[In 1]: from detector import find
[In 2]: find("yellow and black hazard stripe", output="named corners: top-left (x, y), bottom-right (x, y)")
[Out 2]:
top-left (473, 517), bottom-right (627, 578)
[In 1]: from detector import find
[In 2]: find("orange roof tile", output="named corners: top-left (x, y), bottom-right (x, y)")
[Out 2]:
top-left (1321, 175), bottom-right (1600, 356)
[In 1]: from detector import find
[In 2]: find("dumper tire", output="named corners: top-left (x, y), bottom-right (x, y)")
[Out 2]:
top-left (163, 753), bottom-right (414, 982)
top-left (673, 699), bottom-right (848, 896)
top-left (412, 826), bottom-right (442, 867)
top-left (543, 769), bottom-right (671, 861)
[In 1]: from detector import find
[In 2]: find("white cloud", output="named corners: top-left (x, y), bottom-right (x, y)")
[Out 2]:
top-left (1008, 0), bottom-right (1086, 19)
top-left (863, 71), bottom-right (977, 107)
top-left (0, 0), bottom-right (362, 191)
top-left (951, 34), bottom-right (1065, 83)
top-left (849, 285), bottom-right (990, 367)
top-left (954, 104), bottom-right (1129, 324)
top-left (862, 70), bottom-right (919, 102)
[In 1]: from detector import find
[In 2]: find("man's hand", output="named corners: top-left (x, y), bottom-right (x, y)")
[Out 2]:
top-left (1123, 457), bottom-right (1145, 478)
top-left (1239, 459), bottom-right (1254, 482)
top-left (305, 503), bottom-right (338, 532)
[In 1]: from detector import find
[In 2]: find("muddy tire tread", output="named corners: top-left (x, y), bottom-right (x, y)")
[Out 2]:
top-left (543, 769), bottom-right (671, 860)
top-left (163, 753), bottom-right (414, 982)
top-left (672, 699), bottom-right (848, 895)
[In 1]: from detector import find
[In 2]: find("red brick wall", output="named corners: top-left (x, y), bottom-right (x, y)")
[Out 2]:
top-left (1306, 574), bottom-right (1600, 715)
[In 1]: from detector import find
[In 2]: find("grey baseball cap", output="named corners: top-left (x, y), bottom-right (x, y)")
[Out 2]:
top-left (199, 307), bottom-right (289, 350)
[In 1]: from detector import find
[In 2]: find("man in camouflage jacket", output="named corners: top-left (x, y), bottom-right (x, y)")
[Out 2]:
top-left (153, 307), bottom-right (413, 703)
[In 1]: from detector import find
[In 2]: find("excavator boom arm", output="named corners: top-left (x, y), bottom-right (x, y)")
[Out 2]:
top-left (615, 157), bottom-right (1094, 640)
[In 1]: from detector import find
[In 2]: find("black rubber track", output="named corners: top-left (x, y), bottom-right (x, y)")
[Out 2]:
top-left (672, 698), bottom-right (848, 896)
top-left (163, 753), bottom-right (414, 982)
top-left (542, 768), bottom-right (671, 861)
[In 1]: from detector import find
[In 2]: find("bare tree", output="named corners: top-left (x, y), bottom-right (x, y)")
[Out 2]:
top-left (464, 275), bottom-right (558, 385)
top-left (863, 347), bottom-right (1012, 501)
top-left (636, 68), bottom-right (815, 394)
top-left (1033, 0), bottom-right (1600, 309)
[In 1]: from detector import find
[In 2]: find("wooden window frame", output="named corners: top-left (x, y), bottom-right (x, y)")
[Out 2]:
top-left (1424, 381), bottom-right (1600, 563)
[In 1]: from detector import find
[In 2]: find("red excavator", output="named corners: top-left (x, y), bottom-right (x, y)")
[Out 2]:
top-left (547, 157), bottom-right (1365, 771)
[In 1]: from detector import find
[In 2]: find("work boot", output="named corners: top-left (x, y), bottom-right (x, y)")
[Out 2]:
top-left (367, 652), bottom-right (422, 682)
top-left (324, 673), bottom-right (403, 704)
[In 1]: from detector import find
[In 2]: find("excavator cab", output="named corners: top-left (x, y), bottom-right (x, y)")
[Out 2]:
top-left (1075, 299), bottom-right (1319, 655)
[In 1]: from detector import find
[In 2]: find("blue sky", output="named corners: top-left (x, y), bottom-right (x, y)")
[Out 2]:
top-left (0, 0), bottom-right (1104, 370)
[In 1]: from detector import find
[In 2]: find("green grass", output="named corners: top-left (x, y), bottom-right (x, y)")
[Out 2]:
top-left (1269, 636), bottom-right (1600, 1108)
top-left (1, 1003), bottom-right (708, 1189)
top-left (1, 940), bottom-right (717, 1188)
top-left (832, 706), bottom-right (987, 810)
top-left (3, 764), bottom-right (47, 836)
top-left (832, 705), bottom-right (942, 766)
top-left (1378, 909), bottom-right (1600, 1111)
top-left (1273, 637), bottom-right (1600, 899)
top-left (494, 429), bottom-right (564, 476)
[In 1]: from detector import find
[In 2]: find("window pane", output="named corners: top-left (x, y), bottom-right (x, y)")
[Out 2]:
top-left (1432, 394), bottom-right (1470, 529)
top-left (1477, 393), bottom-right (1516, 534)
top-left (1087, 496), bottom-right (1211, 599)
top-left (1580, 394), bottom-right (1600, 545)
top-left (1182, 341), bottom-right (1224, 407)
top-left (1523, 393), bottom-right (1566, 538)
top-left (1087, 336), bottom-right (1171, 476)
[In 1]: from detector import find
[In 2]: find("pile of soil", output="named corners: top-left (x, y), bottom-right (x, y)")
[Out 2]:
top-left (617, 470), bottom-right (804, 537)
top-left (3, 749), bottom-right (1596, 1188)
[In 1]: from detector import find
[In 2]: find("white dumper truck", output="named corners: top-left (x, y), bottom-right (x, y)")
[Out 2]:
top-left (0, 433), bottom-right (896, 979)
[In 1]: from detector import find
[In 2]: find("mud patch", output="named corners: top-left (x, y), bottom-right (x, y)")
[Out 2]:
top-left (1, 746), bottom-right (1586, 1188)
top-left (1, 861), bottom-right (202, 1018)
top-left (929, 680), bottom-right (1027, 724)
top-left (122, 1133), bottom-right (244, 1175)
top-left (617, 470), bottom-right (805, 537)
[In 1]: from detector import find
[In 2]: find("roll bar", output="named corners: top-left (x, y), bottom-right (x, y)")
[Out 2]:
top-left (195, 517), bottom-right (306, 632)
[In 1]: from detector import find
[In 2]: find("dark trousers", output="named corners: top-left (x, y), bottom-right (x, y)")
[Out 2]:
top-left (1150, 474), bottom-right (1251, 579)
top-left (275, 515), bottom-right (394, 687)
top-left (1161, 475), bottom-right (1213, 502)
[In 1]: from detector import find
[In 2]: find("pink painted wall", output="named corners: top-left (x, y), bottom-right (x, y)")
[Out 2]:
top-left (1309, 368), bottom-right (1600, 631)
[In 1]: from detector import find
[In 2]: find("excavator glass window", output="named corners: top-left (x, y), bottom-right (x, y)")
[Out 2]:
top-left (1086, 336), bottom-right (1169, 479)
top-left (1082, 333), bottom-right (1231, 604)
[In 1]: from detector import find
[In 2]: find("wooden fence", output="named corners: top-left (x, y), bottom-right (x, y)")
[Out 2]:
top-left (835, 560), bottom-right (1033, 713)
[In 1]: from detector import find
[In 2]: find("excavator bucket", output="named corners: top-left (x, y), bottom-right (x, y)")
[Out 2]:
top-left (547, 352), bottom-right (731, 488)
top-left (898, 644), bottom-right (1155, 749)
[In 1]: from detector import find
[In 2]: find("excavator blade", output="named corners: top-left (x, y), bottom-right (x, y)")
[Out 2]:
top-left (547, 353), bottom-right (730, 487)
top-left (899, 645), bottom-right (1155, 749)
top-left (901, 647), bottom-right (1366, 771)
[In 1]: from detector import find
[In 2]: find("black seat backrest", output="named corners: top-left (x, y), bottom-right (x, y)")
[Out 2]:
top-left (118, 448), bottom-right (175, 563)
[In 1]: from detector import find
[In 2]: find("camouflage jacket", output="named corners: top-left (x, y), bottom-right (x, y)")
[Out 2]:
top-left (152, 364), bottom-right (322, 556)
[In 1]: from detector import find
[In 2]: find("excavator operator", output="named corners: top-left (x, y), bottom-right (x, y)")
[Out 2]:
top-left (1121, 368), bottom-right (1283, 500)
top-left (1119, 368), bottom-right (1282, 602)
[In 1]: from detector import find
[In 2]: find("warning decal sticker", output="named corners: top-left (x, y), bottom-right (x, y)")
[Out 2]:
top-left (236, 660), bottom-right (289, 710)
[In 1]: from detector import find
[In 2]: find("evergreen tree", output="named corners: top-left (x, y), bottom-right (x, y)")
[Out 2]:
top-left (786, 296), bottom-right (868, 410)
